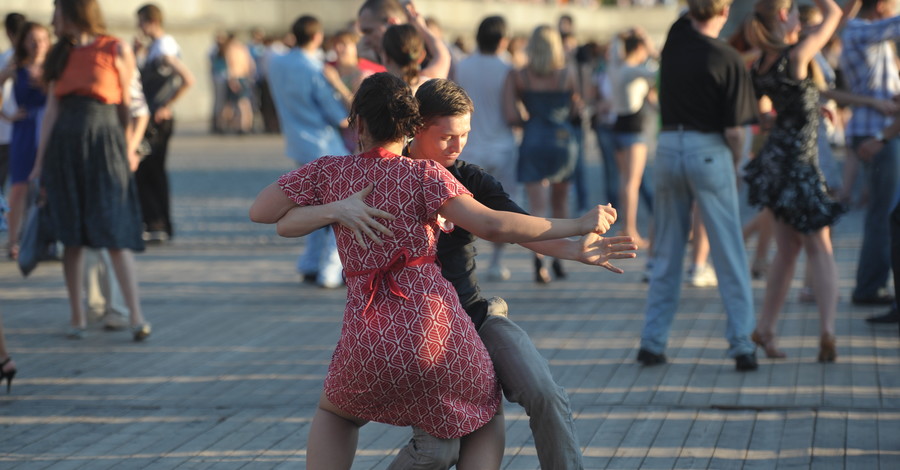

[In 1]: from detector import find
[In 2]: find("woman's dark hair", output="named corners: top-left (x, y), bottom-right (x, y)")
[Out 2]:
top-left (350, 72), bottom-right (422, 145)
top-left (382, 24), bottom-right (423, 87)
top-left (476, 16), bottom-right (506, 54)
top-left (44, 0), bottom-right (107, 82)
top-left (13, 22), bottom-right (47, 67)
top-left (415, 78), bottom-right (474, 124)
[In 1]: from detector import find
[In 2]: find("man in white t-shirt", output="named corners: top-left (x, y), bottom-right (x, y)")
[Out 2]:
top-left (455, 15), bottom-right (520, 281)
top-left (0, 13), bottom-right (26, 195)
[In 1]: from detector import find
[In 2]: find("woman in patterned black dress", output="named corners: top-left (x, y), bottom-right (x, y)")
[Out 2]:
top-left (744, 0), bottom-right (844, 362)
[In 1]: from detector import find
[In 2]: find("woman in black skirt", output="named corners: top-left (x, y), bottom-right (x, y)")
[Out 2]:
top-left (31, 0), bottom-right (151, 341)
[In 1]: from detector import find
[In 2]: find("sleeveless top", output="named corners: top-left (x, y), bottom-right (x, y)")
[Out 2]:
top-left (55, 35), bottom-right (123, 104)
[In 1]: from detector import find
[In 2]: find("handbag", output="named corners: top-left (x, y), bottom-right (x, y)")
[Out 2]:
top-left (18, 181), bottom-right (57, 277)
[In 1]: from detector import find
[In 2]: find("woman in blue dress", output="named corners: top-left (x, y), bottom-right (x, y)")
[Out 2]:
top-left (508, 25), bottom-right (580, 283)
top-left (0, 22), bottom-right (49, 260)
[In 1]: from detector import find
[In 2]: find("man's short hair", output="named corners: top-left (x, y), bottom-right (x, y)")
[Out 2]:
top-left (476, 16), bottom-right (506, 54)
top-left (137, 4), bottom-right (163, 25)
top-left (4, 13), bottom-right (26, 37)
top-left (415, 78), bottom-right (475, 123)
top-left (358, 0), bottom-right (406, 23)
top-left (687, 0), bottom-right (732, 22)
top-left (292, 15), bottom-right (321, 48)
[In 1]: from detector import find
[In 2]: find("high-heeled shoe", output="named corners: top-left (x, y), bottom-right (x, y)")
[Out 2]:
top-left (132, 323), bottom-right (152, 342)
top-left (818, 334), bottom-right (837, 363)
top-left (551, 259), bottom-right (566, 279)
top-left (751, 259), bottom-right (768, 280)
top-left (1, 357), bottom-right (17, 393)
top-left (751, 330), bottom-right (786, 358)
top-left (534, 256), bottom-right (551, 284)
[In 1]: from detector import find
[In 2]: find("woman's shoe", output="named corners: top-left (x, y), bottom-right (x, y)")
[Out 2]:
top-left (751, 330), bottom-right (786, 358)
top-left (551, 259), bottom-right (566, 279)
top-left (0, 357), bottom-right (16, 393)
top-left (132, 323), bottom-right (152, 342)
top-left (751, 259), bottom-right (768, 280)
top-left (66, 327), bottom-right (86, 340)
top-left (534, 256), bottom-right (551, 284)
top-left (818, 334), bottom-right (837, 363)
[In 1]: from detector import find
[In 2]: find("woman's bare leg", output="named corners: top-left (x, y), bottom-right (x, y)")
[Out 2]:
top-left (549, 181), bottom-right (569, 219)
top-left (803, 227), bottom-right (838, 338)
top-left (457, 405), bottom-right (504, 470)
top-left (616, 143), bottom-right (648, 244)
top-left (107, 249), bottom-right (146, 327)
top-left (307, 393), bottom-right (367, 470)
top-left (62, 246), bottom-right (86, 329)
top-left (5, 182), bottom-right (28, 256)
top-left (756, 221), bottom-right (802, 339)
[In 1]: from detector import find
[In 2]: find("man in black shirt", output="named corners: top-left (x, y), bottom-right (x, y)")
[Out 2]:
top-left (639, 0), bottom-right (759, 371)
top-left (275, 78), bottom-right (635, 468)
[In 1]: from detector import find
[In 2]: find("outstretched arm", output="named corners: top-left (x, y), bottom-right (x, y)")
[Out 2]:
top-left (438, 196), bottom-right (616, 243)
top-left (520, 234), bottom-right (637, 274)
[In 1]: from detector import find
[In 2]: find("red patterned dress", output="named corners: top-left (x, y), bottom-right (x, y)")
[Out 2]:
top-left (278, 147), bottom-right (501, 439)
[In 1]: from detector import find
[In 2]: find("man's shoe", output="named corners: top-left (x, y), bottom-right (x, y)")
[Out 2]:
top-left (486, 297), bottom-right (508, 318)
top-left (686, 264), bottom-right (718, 288)
top-left (486, 265), bottom-right (511, 282)
top-left (865, 307), bottom-right (900, 324)
top-left (637, 348), bottom-right (667, 366)
top-left (735, 353), bottom-right (758, 371)
top-left (852, 293), bottom-right (895, 306)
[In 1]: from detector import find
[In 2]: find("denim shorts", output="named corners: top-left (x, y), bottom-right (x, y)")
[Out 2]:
top-left (613, 131), bottom-right (645, 150)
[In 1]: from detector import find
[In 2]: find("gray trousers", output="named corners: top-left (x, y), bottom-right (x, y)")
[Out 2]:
top-left (388, 310), bottom-right (584, 469)
top-left (84, 248), bottom-right (129, 320)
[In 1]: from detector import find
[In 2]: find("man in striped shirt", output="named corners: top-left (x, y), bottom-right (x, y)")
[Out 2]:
top-left (840, 0), bottom-right (900, 307)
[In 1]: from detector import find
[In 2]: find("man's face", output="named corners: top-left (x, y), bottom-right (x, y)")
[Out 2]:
top-left (358, 8), bottom-right (389, 56)
top-left (412, 114), bottom-right (471, 168)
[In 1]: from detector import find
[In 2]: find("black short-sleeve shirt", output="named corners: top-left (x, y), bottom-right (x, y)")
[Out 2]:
top-left (438, 159), bottom-right (527, 329)
top-left (659, 15), bottom-right (758, 131)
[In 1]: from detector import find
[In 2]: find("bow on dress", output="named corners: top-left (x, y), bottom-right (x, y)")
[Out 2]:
top-left (344, 248), bottom-right (436, 314)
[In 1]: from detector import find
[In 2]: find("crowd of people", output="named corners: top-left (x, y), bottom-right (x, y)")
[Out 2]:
top-left (1, 0), bottom-right (899, 467)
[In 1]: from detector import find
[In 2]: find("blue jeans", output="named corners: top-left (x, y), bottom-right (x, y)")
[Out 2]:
top-left (296, 227), bottom-right (342, 287)
top-left (853, 136), bottom-right (900, 299)
top-left (388, 312), bottom-right (584, 470)
top-left (641, 131), bottom-right (755, 358)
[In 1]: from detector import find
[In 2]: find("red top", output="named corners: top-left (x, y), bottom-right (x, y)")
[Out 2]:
top-left (54, 35), bottom-right (123, 104)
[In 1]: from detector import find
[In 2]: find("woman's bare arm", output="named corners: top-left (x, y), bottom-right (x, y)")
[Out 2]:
top-left (439, 195), bottom-right (615, 243)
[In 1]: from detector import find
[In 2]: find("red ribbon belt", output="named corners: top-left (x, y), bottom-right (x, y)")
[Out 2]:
top-left (344, 248), bottom-right (437, 314)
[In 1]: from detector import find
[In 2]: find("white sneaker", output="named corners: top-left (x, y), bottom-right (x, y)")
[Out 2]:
top-left (486, 265), bottom-right (511, 281)
top-left (686, 264), bottom-right (718, 287)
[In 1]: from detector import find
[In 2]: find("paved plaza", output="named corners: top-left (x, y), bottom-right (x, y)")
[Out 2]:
top-left (0, 128), bottom-right (898, 469)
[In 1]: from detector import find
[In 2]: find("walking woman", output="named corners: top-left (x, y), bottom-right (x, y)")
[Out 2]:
top-left (0, 22), bottom-right (49, 260)
top-left (507, 25), bottom-right (581, 283)
top-left (31, 0), bottom-right (151, 341)
top-left (251, 72), bottom-right (615, 469)
top-left (744, 0), bottom-right (844, 361)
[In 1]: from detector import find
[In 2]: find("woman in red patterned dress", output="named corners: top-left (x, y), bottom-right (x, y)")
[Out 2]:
top-left (251, 73), bottom-right (615, 468)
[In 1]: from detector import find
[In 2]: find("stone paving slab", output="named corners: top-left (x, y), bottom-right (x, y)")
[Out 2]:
top-left (0, 129), bottom-right (898, 468)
